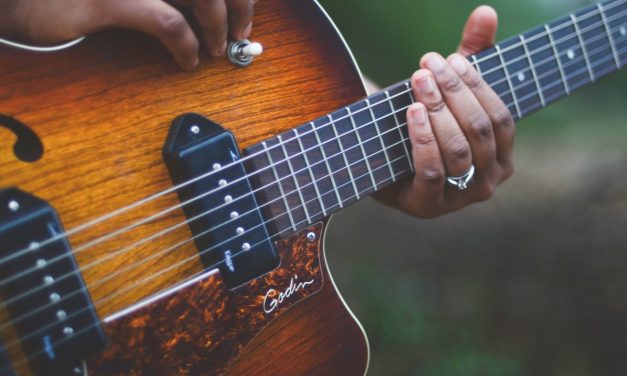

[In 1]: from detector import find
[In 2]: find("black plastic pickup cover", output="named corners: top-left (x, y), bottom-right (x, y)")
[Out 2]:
top-left (163, 113), bottom-right (279, 289)
top-left (0, 188), bottom-right (107, 375)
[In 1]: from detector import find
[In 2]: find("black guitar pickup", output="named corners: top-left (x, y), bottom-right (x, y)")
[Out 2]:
top-left (163, 113), bottom-right (279, 289)
top-left (0, 188), bottom-right (107, 375)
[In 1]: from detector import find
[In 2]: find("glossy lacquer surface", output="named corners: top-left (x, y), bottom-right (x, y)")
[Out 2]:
top-left (0, 0), bottom-right (369, 374)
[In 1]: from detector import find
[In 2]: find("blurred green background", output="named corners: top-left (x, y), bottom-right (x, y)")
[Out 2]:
top-left (317, 0), bottom-right (627, 375)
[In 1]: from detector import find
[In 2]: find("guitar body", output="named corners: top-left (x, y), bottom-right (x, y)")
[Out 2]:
top-left (0, 0), bottom-right (369, 374)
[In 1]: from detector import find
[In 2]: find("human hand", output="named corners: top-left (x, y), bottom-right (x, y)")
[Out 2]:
top-left (377, 6), bottom-right (515, 218)
top-left (0, 0), bottom-right (256, 70)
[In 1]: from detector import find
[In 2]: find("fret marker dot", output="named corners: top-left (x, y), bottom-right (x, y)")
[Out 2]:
top-left (230, 211), bottom-right (238, 219)
top-left (213, 163), bottom-right (221, 170)
top-left (63, 326), bottom-right (74, 336)
top-left (44, 275), bottom-right (54, 285)
top-left (236, 227), bottom-right (244, 235)
top-left (566, 49), bottom-right (575, 60)
top-left (621, 26), bottom-right (626, 37)
top-left (36, 259), bottom-right (47, 268)
top-left (50, 292), bottom-right (60, 303)
top-left (517, 72), bottom-right (525, 82)
top-left (224, 195), bottom-right (233, 203)
top-left (8, 200), bottom-right (19, 212)
top-left (30, 242), bottom-right (40, 251)
top-left (242, 242), bottom-right (251, 251)
top-left (219, 179), bottom-right (227, 187)
top-left (57, 310), bottom-right (67, 320)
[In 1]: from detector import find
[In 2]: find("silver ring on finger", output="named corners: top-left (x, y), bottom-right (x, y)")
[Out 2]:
top-left (447, 164), bottom-right (475, 190)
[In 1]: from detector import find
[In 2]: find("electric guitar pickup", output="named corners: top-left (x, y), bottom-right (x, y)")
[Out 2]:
top-left (0, 0), bottom-right (624, 374)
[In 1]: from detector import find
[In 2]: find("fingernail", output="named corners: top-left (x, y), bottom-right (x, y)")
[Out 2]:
top-left (411, 105), bottom-right (426, 125)
top-left (417, 74), bottom-right (435, 94)
top-left (425, 55), bottom-right (445, 73)
top-left (242, 21), bottom-right (253, 39)
top-left (450, 55), bottom-right (467, 75)
top-left (219, 40), bottom-right (227, 55)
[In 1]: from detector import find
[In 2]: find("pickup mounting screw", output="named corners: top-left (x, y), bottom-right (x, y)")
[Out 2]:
top-left (8, 200), bottom-right (19, 212)
top-left (190, 125), bottom-right (200, 135)
top-left (307, 232), bottom-right (316, 242)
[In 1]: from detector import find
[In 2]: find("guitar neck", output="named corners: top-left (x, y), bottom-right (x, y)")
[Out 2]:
top-left (244, 0), bottom-right (625, 239)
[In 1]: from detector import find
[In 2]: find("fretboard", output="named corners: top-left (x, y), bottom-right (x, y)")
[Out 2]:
top-left (244, 0), bottom-right (626, 239)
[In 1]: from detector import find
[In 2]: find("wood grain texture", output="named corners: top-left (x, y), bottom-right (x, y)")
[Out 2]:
top-left (0, 0), bottom-right (369, 374)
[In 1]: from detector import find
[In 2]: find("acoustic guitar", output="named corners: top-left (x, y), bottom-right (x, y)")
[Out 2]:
top-left (0, 0), bottom-right (624, 374)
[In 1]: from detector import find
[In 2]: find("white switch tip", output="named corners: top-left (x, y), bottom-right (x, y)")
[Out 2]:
top-left (242, 42), bottom-right (263, 57)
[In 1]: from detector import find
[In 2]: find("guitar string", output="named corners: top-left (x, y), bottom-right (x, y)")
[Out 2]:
top-left (1, 8), bottom-right (624, 292)
top-left (1, 47), bottom-right (623, 361)
top-left (0, 0), bottom-right (622, 266)
top-left (3, 49), bottom-right (623, 371)
top-left (0, 27), bottom-right (622, 312)
top-left (0, 22), bottom-right (624, 317)
top-left (0, 4), bottom-right (622, 274)
top-left (0, 10), bottom-right (623, 296)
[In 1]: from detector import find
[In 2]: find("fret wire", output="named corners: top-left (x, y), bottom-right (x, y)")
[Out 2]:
top-left (2, 7), bottom-right (624, 294)
top-left (471, 55), bottom-right (482, 75)
top-left (6, 1), bottom-right (624, 270)
top-left (329, 114), bottom-right (361, 200)
top-left (471, 1), bottom-right (623, 66)
top-left (366, 98), bottom-right (396, 181)
top-left (387, 89), bottom-right (413, 173)
top-left (3, 38), bottom-right (624, 344)
top-left (495, 44), bottom-right (522, 118)
top-left (293, 129), bottom-right (327, 217)
top-left (545, 24), bottom-right (571, 95)
top-left (598, 2), bottom-right (622, 68)
top-left (263, 141), bottom-right (297, 232)
top-left (520, 34), bottom-right (546, 107)
top-left (277, 135), bottom-right (311, 224)
top-left (571, 13), bottom-right (596, 82)
top-left (312, 122), bottom-right (343, 208)
top-left (347, 106), bottom-right (378, 189)
top-left (5, 49), bottom-right (624, 351)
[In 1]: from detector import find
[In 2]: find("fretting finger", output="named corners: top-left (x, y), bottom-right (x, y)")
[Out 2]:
top-left (405, 103), bottom-right (447, 216)
top-left (447, 53), bottom-right (515, 171)
top-left (411, 69), bottom-right (473, 179)
top-left (422, 52), bottom-right (497, 176)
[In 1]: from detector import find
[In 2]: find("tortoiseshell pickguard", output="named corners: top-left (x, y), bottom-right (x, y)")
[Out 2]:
top-left (87, 223), bottom-right (324, 375)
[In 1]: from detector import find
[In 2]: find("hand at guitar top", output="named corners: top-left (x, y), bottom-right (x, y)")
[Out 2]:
top-left (0, 0), bottom-right (257, 69)
top-left (377, 6), bottom-right (515, 218)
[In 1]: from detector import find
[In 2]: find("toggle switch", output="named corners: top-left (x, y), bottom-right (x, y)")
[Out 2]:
top-left (227, 39), bottom-right (263, 67)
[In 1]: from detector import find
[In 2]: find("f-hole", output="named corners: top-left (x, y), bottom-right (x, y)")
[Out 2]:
top-left (0, 114), bottom-right (43, 162)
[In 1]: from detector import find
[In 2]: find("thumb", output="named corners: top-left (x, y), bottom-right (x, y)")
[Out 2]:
top-left (457, 5), bottom-right (498, 56)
